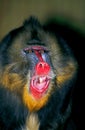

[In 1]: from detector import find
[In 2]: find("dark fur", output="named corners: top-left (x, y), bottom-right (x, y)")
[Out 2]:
top-left (0, 16), bottom-right (80, 130)
top-left (44, 19), bottom-right (85, 130)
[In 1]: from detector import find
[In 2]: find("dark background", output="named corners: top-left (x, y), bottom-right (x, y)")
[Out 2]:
top-left (0, 0), bottom-right (85, 39)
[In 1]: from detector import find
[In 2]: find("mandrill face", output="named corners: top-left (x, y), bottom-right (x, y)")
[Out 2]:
top-left (0, 16), bottom-right (77, 114)
top-left (22, 45), bottom-right (54, 99)
top-left (0, 18), bottom-right (76, 109)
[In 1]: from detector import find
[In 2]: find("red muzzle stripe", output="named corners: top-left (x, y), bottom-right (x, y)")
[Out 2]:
top-left (34, 50), bottom-right (50, 75)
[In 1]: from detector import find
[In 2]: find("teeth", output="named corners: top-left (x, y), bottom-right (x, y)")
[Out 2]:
top-left (38, 76), bottom-right (46, 83)
top-left (39, 77), bottom-right (43, 83)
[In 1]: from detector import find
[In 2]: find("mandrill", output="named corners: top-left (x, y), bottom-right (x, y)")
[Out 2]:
top-left (0, 16), bottom-right (78, 130)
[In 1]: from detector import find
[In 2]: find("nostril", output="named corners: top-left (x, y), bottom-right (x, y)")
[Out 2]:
top-left (39, 63), bottom-right (43, 68)
top-left (35, 62), bottom-right (50, 75)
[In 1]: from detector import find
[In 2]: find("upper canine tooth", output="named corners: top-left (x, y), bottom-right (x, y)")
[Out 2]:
top-left (39, 77), bottom-right (43, 83)
top-left (39, 76), bottom-right (47, 83)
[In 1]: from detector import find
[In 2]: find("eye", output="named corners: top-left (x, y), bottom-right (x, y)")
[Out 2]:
top-left (40, 50), bottom-right (44, 53)
top-left (28, 50), bottom-right (34, 53)
top-left (23, 46), bottom-right (49, 54)
top-left (24, 49), bottom-right (34, 53)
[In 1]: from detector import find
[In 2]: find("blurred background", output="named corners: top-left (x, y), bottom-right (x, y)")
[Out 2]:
top-left (0, 0), bottom-right (85, 40)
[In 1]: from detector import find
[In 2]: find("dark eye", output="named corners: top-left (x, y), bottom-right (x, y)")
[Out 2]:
top-left (28, 50), bottom-right (34, 53)
top-left (24, 49), bottom-right (34, 53)
top-left (40, 50), bottom-right (44, 53)
top-left (23, 46), bottom-right (49, 54)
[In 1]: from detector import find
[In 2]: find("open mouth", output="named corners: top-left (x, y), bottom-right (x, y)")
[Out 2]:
top-left (30, 75), bottom-right (50, 99)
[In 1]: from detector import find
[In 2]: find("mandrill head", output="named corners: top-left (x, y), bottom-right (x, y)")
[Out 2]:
top-left (0, 16), bottom-right (78, 112)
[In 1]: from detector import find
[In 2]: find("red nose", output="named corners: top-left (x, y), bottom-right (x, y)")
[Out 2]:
top-left (35, 61), bottom-right (50, 75)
